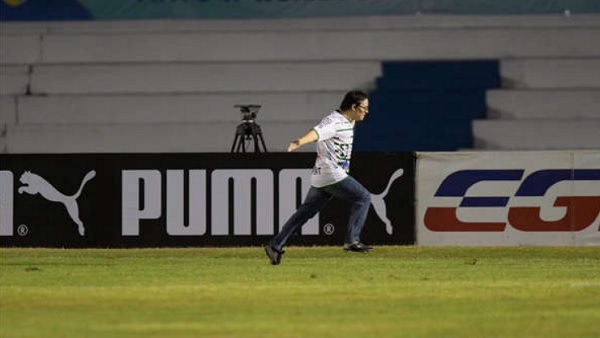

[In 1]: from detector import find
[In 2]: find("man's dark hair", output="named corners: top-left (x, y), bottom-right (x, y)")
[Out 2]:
top-left (339, 90), bottom-right (368, 111)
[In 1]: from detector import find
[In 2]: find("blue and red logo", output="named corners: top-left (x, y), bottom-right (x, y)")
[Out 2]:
top-left (424, 169), bottom-right (600, 232)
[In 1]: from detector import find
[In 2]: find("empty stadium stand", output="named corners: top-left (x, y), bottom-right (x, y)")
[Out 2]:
top-left (1, 14), bottom-right (599, 153)
top-left (472, 58), bottom-right (600, 150)
top-left (354, 60), bottom-right (499, 152)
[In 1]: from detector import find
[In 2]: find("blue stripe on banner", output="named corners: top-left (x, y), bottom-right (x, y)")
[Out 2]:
top-left (460, 197), bottom-right (510, 207)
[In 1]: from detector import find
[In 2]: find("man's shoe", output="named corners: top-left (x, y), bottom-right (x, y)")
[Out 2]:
top-left (264, 245), bottom-right (285, 265)
top-left (343, 242), bottom-right (373, 253)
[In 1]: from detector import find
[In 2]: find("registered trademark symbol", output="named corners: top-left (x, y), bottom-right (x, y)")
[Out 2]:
top-left (17, 224), bottom-right (29, 236)
top-left (323, 223), bottom-right (335, 235)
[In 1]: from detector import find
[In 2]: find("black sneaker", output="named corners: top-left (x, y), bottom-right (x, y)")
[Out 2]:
top-left (264, 245), bottom-right (285, 265)
top-left (343, 242), bottom-right (373, 253)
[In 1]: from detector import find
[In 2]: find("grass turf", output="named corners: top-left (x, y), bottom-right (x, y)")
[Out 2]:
top-left (1, 246), bottom-right (599, 338)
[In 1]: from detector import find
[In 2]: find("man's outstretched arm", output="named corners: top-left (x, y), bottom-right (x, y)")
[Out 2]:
top-left (287, 129), bottom-right (318, 152)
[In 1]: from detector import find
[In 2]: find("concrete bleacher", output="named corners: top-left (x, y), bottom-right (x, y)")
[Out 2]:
top-left (1, 14), bottom-right (600, 153)
top-left (473, 120), bottom-right (600, 150)
top-left (30, 62), bottom-right (381, 95)
top-left (0, 65), bottom-right (29, 95)
top-left (3, 15), bottom-right (600, 62)
top-left (14, 27), bottom-right (600, 63)
top-left (5, 122), bottom-right (314, 153)
top-left (500, 58), bottom-right (600, 89)
top-left (3, 15), bottom-right (600, 34)
top-left (16, 92), bottom-right (346, 124)
top-left (355, 60), bottom-right (499, 152)
top-left (472, 57), bottom-right (600, 150)
top-left (487, 89), bottom-right (600, 119)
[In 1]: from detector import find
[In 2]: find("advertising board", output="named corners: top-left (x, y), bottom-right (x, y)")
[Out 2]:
top-left (417, 151), bottom-right (600, 245)
top-left (0, 153), bottom-right (415, 247)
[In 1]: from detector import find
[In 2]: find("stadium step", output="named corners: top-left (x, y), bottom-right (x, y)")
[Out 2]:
top-left (3, 121), bottom-right (317, 153)
top-left (11, 91), bottom-right (346, 125)
top-left (487, 89), bottom-right (600, 119)
top-left (501, 58), bottom-right (600, 89)
top-left (473, 120), bottom-right (600, 150)
top-left (29, 62), bottom-right (381, 95)
top-left (0, 66), bottom-right (29, 95)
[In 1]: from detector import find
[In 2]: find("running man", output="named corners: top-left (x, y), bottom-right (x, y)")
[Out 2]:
top-left (265, 90), bottom-right (373, 265)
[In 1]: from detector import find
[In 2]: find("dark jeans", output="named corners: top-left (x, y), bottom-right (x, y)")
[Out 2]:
top-left (270, 176), bottom-right (371, 251)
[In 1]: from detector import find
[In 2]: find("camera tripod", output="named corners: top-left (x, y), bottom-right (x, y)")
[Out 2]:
top-left (230, 121), bottom-right (268, 153)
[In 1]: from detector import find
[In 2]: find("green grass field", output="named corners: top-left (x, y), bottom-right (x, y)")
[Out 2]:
top-left (1, 246), bottom-right (599, 338)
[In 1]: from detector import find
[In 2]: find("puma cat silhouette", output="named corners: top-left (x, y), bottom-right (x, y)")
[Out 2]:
top-left (18, 170), bottom-right (96, 236)
top-left (370, 168), bottom-right (404, 235)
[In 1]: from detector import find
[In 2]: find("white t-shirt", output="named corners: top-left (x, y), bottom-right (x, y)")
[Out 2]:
top-left (311, 110), bottom-right (355, 188)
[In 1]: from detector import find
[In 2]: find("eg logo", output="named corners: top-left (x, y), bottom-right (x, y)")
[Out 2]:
top-left (424, 169), bottom-right (600, 232)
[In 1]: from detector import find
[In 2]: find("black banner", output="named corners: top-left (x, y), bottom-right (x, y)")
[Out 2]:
top-left (0, 153), bottom-right (414, 247)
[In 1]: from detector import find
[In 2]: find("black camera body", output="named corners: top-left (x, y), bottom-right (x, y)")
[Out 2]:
top-left (234, 104), bottom-right (262, 122)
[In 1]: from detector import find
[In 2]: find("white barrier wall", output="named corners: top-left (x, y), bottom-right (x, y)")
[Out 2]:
top-left (416, 151), bottom-right (600, 246)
